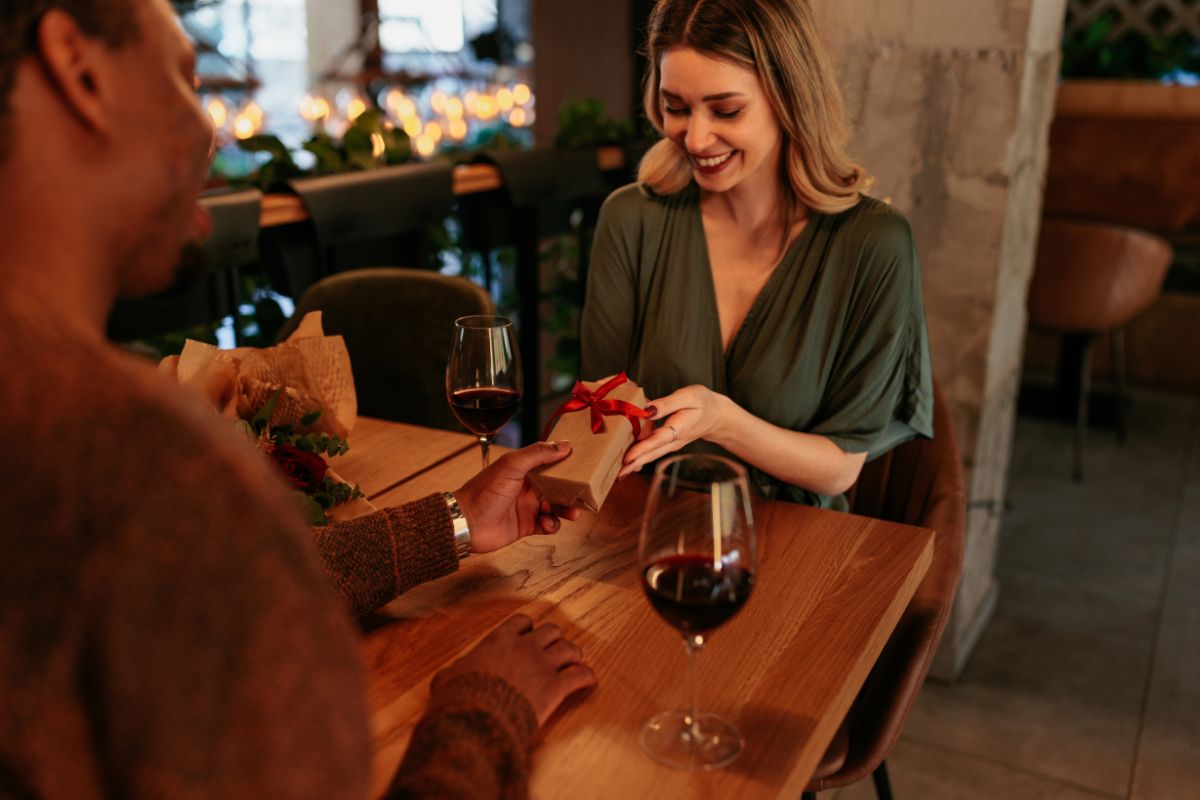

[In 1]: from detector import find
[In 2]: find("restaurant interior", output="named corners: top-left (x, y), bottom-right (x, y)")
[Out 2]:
top-left (93, 0), bottom-right (1199, 797)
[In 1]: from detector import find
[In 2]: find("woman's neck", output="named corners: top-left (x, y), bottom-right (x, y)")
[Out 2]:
top-left (699, 172), bottom-right (809, 250)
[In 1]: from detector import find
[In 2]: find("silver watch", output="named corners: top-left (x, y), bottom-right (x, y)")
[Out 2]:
top-left (442, 492), bottom-right (471, 560)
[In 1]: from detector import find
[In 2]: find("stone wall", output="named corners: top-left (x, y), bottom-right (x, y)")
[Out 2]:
top-left (813, 0), bottom-right (1067, 678)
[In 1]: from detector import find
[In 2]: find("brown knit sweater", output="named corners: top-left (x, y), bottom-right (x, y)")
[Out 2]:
top-left (0, 308), bottom-right (536, 799)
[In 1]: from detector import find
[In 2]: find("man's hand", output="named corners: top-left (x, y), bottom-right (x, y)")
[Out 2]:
top-left (433, 614), bottom-right (596, 726)
top-left (454, 441), bottom-right (582, 553)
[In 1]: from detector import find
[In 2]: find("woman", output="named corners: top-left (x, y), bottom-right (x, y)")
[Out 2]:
top-left (581, 0), bottom-right (933, 509)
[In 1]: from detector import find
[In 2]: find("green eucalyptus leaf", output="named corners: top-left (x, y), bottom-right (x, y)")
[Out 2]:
top-left (301, 410), bottom-right (322, 426)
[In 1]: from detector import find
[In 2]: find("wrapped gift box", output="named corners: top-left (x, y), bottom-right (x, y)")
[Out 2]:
top-left (529, 374), bottom-right (649, 512)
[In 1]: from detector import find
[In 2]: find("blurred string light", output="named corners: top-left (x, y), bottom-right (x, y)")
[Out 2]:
top-left (203, 94), bottom-right (266, 143)
top-left (292, 80), bottom-right (536, 159)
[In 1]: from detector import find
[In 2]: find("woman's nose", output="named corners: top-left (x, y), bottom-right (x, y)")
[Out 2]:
top-left (684, 116), bottom-right (713, 153)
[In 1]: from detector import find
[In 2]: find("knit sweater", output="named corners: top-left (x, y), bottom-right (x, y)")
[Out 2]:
top-left (0, 307), bottom-right (537, 799)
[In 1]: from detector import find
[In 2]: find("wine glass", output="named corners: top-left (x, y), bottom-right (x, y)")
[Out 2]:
top-left (446, 315), bottom-right (522, 467)
top-left (639, 453), bottom-right (758, 770)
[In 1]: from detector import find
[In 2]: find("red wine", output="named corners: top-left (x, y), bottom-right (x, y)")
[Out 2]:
top-left (449, 387), bottom-right (521, 436)
top-left (643, 553), bottom-right (754, 633)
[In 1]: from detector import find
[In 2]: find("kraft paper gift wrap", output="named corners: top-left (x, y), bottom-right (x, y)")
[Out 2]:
top-left (529, 374), bottom-right (649, 512)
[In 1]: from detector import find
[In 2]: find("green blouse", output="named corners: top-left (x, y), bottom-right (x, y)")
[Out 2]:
top-left (580, 182), bottom-right (933, 509)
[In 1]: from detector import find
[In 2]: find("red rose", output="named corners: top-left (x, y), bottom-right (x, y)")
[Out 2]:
top-left (269, 444), bottom-right (327, 492)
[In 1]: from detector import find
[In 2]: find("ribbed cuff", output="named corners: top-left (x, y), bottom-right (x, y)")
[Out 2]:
top-left (428, 672), bottom-right (539, 758)
top-left (381, 493), bottom-right (460, 588)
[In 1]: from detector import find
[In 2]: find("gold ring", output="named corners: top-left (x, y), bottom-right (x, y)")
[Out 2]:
top-left (665, 424), bottom-right (679, 443)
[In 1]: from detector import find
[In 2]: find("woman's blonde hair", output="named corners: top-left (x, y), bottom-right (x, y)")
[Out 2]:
top-left (638, 0), bottom-right (868, 218)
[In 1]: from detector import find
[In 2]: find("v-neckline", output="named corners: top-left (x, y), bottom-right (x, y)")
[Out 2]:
top-left (695, 197), bottom-right (819, 364)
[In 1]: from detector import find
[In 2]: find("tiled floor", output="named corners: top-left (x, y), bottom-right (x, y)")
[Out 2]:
top-left (831, 388), bottom-right (1200, 800)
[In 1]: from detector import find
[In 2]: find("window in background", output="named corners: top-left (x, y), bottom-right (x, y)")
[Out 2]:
top-left (186, 0), bottom-right (310, 146)
top-left (378, 0), bottom-right (497, 55)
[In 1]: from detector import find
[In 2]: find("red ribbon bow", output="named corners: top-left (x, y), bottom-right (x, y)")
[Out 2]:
top-left (541, 372), bottom-right (652, 441)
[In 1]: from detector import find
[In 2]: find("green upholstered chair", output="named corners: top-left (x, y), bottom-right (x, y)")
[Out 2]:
top-left (275, 267), bottom-right (493, 431)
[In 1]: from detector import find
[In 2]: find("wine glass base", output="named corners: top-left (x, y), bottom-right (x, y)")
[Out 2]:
top-left (640, 711), bottom-right (743, 771)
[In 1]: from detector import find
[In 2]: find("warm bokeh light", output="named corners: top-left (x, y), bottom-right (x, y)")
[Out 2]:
top-left (475, 95), bottom-right (499, 120)
top-left (424, 121), bottom-right (443, 143)
top-left (513, 83), bottom-right (532, 106)
top-left (448, 118), bottom-right (468, 141)
top-left (496, 88), bottom-right (514, 111)
top-left (206, 98), bottom-right (228, 129)
top-left (403, 115), bottom-right (422, 137)
top-left (464, 90), bottom-right (480, 115)
top-left (233, 114), bottom-right (256, 140)
top-left (415, 135), bottom-right (436, 158)
top-left (430, 91), bottom-right (448, 115)
top-left (346, 97), bottom-right (368, 120)
top-left (370, 131), bottom-right (386, 159)
top-left (299, 94), bottom-right (331, 122)
top-left (507, 107), bottom-right (527, 127)
top-left (384, 88), bottom-right (406, 111)
top-left (445, 97), bottom-right (465, 119)
top-left (241, 101), bottom-right (263, 126)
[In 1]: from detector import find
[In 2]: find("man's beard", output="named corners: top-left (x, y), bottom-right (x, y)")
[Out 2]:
top-left (161, 239), bottom-right (210, 294)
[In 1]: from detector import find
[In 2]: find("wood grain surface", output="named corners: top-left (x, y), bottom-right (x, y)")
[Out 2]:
top-left (337, 417), bottom-right (477, 499)
top-left (350, 429), bottom-right (933, 799)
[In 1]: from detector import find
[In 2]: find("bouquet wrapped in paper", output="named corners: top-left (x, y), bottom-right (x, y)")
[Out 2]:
top-left (529, 373), bottom-right (650, 512)
top-left (159, 311), bottom-right (357, 437)
top-left (160, 312), bottom-right (374, 523)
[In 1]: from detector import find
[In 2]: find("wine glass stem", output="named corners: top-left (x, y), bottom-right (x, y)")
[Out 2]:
top-left (683, 633), bottom-right (704, 742)
top-left (479, 436), bottom-right (491, 468)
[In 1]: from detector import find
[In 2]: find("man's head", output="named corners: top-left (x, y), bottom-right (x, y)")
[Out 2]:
top-left (1, 0), bottom-right (214, 299)
top-left (0, 0), bottom-right (136, 161)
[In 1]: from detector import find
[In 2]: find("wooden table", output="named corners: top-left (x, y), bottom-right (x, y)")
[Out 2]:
top-left (341, 419), bottom-right (933, 799)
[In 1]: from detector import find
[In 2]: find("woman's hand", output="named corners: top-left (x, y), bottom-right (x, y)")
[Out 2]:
top-left (617, 385), bottom-right (731, 479)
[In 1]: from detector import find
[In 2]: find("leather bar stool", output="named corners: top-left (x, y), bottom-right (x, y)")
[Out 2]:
top-left (458, 147), bottom-right (612, 443)
top-left (286, 161), bottom-right (455, 283)
top-left (1026, 218), bottom-right (1172, 480)
top-left (803, 379), bottom-right (966, 800)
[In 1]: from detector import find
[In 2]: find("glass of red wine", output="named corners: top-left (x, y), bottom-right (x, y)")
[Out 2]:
top-left (639, 453), bottom-right (757, 770)
top-left (446, 315), bottom-right (522, 467)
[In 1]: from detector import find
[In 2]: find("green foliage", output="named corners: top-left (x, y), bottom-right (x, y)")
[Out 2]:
top-left (247, 391), bottom-right (364, 526)
top-left (233, 109), bottom-right (412, 191)
top-left (131, 320), bottom-right (221, 359)
top-left (1061, 14), bottom-right (1200, 79)
top-left (553, 97), bottom-right (635, 149)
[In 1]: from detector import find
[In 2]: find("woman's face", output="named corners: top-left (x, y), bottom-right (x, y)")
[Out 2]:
top-left (658, 46), bottom-right (783, 196)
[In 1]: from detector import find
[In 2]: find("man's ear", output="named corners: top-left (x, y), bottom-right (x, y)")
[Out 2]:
top-left (34, 9), bottom-right (114, 137)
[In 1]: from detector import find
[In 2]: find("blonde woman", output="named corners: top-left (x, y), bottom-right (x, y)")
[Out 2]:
top-left (581, 0), bottom-right (933, 509)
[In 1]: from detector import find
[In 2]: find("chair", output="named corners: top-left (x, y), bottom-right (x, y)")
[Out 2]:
top-left (107, 188), bottom-right (262, 342)
top-left (1026, 218), bottom-right (1173, 480)
top-left (804, 379), bottom-right (966, 800)
top-left (275, 268), bottom-right (493, 430)
top-left (262, 162), bottom-right (455, 300)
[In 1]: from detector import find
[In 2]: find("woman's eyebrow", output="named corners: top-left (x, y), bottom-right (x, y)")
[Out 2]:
top-left (660, 89), bottom-right (746, 102)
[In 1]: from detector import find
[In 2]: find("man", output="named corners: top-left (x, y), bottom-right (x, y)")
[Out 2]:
top-left (0, 1), bottom-right (594, 796)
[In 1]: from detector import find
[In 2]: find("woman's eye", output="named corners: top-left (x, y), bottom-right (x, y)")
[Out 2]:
top-left (714, 108), bottom-right (743, 120)
top-left (663, 105), bottom-right (688, 116)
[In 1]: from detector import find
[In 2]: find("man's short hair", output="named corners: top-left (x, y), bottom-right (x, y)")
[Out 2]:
top-left (0, 0), bottom-right (138, 159)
